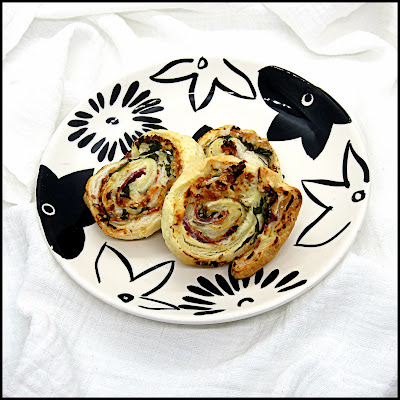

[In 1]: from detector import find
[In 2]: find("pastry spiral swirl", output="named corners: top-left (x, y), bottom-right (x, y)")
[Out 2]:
top-left (84, 130), bottom-right (205, 239)
top-left (198, 125), bottom-right (281, 175)
top-left (161, 155), bottom-right (302, 279)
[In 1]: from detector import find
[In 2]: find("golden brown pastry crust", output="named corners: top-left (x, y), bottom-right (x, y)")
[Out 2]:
top-left (161, 155), bottom-right (302, 279)
top-left (198, 125), bottom-right (281, 176)
top-left (84, 130), bottom-right (205, 240)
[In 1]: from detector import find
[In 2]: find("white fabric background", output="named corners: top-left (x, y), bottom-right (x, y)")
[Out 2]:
top-left (3, 2), bottom-right (397, 397)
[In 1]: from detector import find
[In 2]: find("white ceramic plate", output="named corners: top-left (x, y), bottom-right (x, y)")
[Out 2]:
top-left (36, 57), bottom-right (370, 325)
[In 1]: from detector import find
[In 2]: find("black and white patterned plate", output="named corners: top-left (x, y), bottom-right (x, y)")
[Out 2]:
top-left (36, 57), bottom-right (370, 324)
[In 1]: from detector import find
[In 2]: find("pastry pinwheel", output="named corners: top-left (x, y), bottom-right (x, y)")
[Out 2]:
top-left (198, 125), bottom-right (281, 175)
top-left (161, 155), bottom-right (302, 279)
top-left (84, 130), bottom-right (205, 239)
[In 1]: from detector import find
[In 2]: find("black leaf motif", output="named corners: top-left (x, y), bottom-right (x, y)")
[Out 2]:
top-left (277, 280), bottom-right (307, 292)
top-left (91, 138), bottom-right (105, 153)
top-left (122, 81), bottom-right (139, 107)
top-left (68, 120), bottom-right (88, 127)
top-left (137, 106), bottom-right (164, 115)
top-left (89, 98), bottom-right (99, 113)
top-left (98, 142), bottom-right (109, 162)
top-left (194, 309), bottom-right (225, 316)
top-left (227, 266), bottom-right (240, 292)
top-left (97, 93), bottom-right (105, 109)
top-left (95, 242), bottom-right (134, 284)
top-left (108, 141), bottom-right (117, 161)
top-left (75, 111), bottom-right (93, 119)
top-left (261, 269), bottom-right (279, 288)
top-left (129, 90), bottom-right (150, 108)
top-left (132, 260), bottom-right (175, 297)
top-left (119, 138), bottom-right (129, 155)
top-left (242, 277), bottom-right (250, 288)
top-left (110, 83), bottom-right (121, 105)
top-left (187, 285), bottom-right (215, 297)
top-left (133, 116), bottom-right (162, 124)
top-left (197, 276), bottom-right (224, 296)
top-left (78, 132), bottom-right (96, 148)
top-left (182, 296), bottom-right (215, 306)
top-left (254, 268), bottom-right (264, 285)
top-left (133, 99), bottom-right (161, 113)
top-left (275, 271), bottom-right (299, 288)
top-left (179, 304), bottom-right (213, 311)
top-left (68, 128), bottom-right (87, 141)
top-left (215, 274), bottom-right (234, 295)
top-left (142, 123), bottom-right (167, 131)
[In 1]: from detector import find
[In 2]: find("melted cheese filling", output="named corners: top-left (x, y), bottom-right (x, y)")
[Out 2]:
top-left (205, 137), bottom-right (270, 168)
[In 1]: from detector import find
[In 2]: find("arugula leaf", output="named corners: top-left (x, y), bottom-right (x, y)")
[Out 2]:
top-left (146, 153), bottom-right (159, 161)
top-left (238, 138), bottom-right (272, 162)
top-left (140, 141), bottom-right (162, 156)
top-left (120, 185), bottom-right (130, 198)
top-left (261, 196), bottom-right (270, 225)
top-left (120, 209), bottom-right (129, 220)
top-left (109, 160), bottom-right (129, 177)
top-left (235, 234), bottom-right (253, 253)
top-left (253, 205), bottom-right (262, 215)
top-left (255, 147), bottom-right (273, 158)
top-left (253, 195), bottom-right (270, 229)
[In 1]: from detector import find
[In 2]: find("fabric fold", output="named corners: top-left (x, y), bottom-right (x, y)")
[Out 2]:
top-left (5, 313), bottom-right (80, 397)
top-left (265, 2), bottom-right (397, 55)
top-left (2, 2), bottom-right (39, 60)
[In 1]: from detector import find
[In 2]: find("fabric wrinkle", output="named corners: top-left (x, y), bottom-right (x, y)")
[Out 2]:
top-left (3, 2), bottom-right (397, 397)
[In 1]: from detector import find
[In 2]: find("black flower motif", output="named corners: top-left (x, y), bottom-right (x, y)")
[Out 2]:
top-left (295, 140), bottom-right (370, 247)
top-left (95, 242), bottom-right (179, 310)
top-left (179, 267), bottom-right (307, 316)
top-left (150, 57), bottom-right (257, 112)
top-left (67, 81), bottom-right (166, 162)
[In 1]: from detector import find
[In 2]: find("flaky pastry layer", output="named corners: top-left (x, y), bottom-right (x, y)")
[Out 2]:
top-left (161, 155), bottom-right (301, 279)
top-left (84, 130), bottom-right (205, 239)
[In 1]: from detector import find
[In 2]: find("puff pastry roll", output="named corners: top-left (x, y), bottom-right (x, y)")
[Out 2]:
top-left (198, 125), bottom-right (281, 175)
top-left (84, 130), bottom-right (205, 239)
top-left (161, 155), bottom-right (302, 279)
